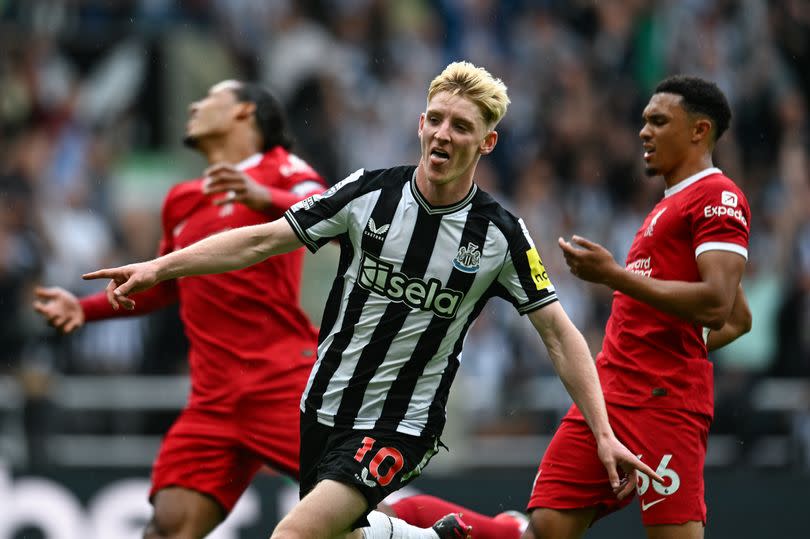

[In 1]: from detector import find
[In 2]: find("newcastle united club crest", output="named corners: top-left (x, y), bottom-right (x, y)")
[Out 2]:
top-left (453, 242), bottom-right (481, 273)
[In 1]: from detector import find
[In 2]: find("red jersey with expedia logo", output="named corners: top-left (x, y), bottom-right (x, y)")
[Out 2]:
top-left (80, 147), bottom-right (326, 410)
top-left (596, 167), bottom-right (749, 418)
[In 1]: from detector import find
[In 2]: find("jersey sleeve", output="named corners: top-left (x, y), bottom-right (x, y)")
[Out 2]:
top-left (687, 180), bottom-right (750, 259)
top-left (265, 153), bottom-right (327, 213)
top-left (497, 218), bottom-right (558, 314)
top-left (284, 168), bottom-right (366, 253)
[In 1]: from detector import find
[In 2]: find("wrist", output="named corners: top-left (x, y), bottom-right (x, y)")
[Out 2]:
top-left (602, 264), bottom-right (623, 289)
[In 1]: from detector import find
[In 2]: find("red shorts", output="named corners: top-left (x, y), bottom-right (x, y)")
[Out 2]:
top-left (150, 368), bottom-right (307, 512)
top-left (528, 402), bottom-right (710, 527)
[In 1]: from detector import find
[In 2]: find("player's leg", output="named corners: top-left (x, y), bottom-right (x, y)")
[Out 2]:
top-left (294, 410), bottom-right (463, 538)
top-left (524, 407), bottom-right (633, 539)
top-left (146, 408), bottom-right (262, 538)
top-left (389, 494), bottom-right (525, 538)
top-left (271, 479), bottom-right (368, 538)
top-left (629, 409), bottom-right (710, 539)
top-left (645, 521), bottom-right (704, 539)
top-left (522, 508), bottom-right (596, 539)
top-left (272, 480), bottom-right (469, 539)
top-left (145, 487), bottom-right (224, 539)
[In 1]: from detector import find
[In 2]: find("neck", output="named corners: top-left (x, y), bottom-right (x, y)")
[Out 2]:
top-left (199, 135), bottom-right (261, 166)
top-left (414, 161), bottom-right (475, 206)
top-left (662, 153), bottom-right (715, 189)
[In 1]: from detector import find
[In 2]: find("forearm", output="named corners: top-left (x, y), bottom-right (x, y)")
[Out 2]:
top-left (706, 324), bottom-right (743, 351)
top-left (534, 307), bottom-right (613, 440)
top-left (550, 328), bottom-right (613, 439)
top-left (156, 220), bottom-right (297, 281)
top-left (606, 267), bottom-right (727, 329)
top-left (706, 284), bottom-right (751, 350)
top-left (81, 282), bottom-right (178, 320)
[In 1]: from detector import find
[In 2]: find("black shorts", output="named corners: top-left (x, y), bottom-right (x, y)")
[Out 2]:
top-left (299, 409), bottom-right (443, 529)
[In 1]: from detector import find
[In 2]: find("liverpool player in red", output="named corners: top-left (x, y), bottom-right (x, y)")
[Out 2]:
top-left (531, 76), bottom-right (752, 538)
top-left (33, 80), bottom-right (327, 538)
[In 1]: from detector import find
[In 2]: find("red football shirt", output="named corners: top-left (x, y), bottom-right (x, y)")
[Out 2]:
top-left (597, 168), bottom-right (750, 418)
top-left (81, 147), bottom-right (326, 409)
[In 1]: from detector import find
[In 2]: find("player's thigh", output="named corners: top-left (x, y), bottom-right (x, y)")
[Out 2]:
top-left (609, 406), bottom-right (710, 527)
top-left (527, 414), bottom-right (631, 521)
top-left (645, 521), bottom-right (704, 539)
top-left (298, 410), bottom-right (442, 530)
top-left (272, 479), bottom-right (368, 539)
top-left (146, 486), bottom-right (225, 539)
top-left (523, 507), bottom-right (597, 539)
top-left (152, 408), bottom-right (264, 513)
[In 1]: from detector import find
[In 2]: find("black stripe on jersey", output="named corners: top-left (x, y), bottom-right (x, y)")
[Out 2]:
top-left (304, 176), bottom-right (406, 413)
top-left (376, 210), bottom-right (491, 432)
top-left (425, 286), bottom-right (499, 434)
top-left (334, 207), bottom-right (444, 428)
top-left (318, 234), bottom-right (354, 347)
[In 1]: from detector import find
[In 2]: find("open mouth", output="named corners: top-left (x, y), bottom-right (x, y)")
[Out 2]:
top-left (430, 148), bottom-right (450, 164)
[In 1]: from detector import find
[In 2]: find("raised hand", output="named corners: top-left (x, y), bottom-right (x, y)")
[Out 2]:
top-left (33, 286), bottom-right (85, 334)
top-left (82, 261), bottom-right (160, 310)
top-left (558, 235), bottom-right (621, 285)
top-left (202, 163), bottom-right (270, 211)
top-left (596, 436), bottom-right (664, 500)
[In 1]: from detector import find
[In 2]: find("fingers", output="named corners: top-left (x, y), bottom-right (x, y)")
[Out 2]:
top-left (605, 459), bottom-right (621, 492)
top-left (212, 190), bottom-right (238, 205)
top-left (34, 286), bottom-right (58, 300)
top-left (32, 300), bottom-right (50, 316)
top-left (203, 162), bottom-right (237, 177)
top-left (570, 235), bottom-right (596, 249)
top-left (634, 459), bottom-right (663, 484)
top-left (615, 474), bottom-right (635, 500)
top-left (558, 236), bottom-right (574, 254)
top-left (83, 269), bottom-right (119, 281)
top-left (105, 279), bottom-right (120, 310)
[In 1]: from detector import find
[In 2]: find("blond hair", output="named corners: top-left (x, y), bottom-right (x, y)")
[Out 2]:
top-left (427, 61), bottom-right (510, 128)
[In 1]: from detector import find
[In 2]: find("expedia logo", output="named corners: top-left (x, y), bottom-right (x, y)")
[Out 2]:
top-left (357, 253), bottom-right (464, 318)
top-left (453, 242), bottom-right (480, 273)
top-left (704, 205), bottom-right (748, 227)
top-left (721, 190), bottom-right (738, 207)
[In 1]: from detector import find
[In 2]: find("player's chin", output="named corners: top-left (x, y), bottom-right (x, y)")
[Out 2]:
top-left (182, 133), bottom-right (200, 149)
top-left (643, 164), bottom-right (659, 177)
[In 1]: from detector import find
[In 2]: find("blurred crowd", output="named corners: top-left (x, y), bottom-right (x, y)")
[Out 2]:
top-left (1, 0), bottom-right (809, 469)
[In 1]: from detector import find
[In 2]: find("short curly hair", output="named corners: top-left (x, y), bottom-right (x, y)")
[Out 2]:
top-left (654, 76), bottom-right (732, 143)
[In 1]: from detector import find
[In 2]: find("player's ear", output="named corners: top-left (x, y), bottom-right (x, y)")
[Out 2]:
top-left (692, 117), bottom-right (712, 144)
top-left (237, 101), bottom-right (256, 121)
top-left (479, 130), bottom-right (498, 155)
top-left (418, 112), bottom-right (426, 139)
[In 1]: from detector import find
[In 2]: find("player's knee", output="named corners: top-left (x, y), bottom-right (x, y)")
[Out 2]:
top-left (526, 508), bottom-right (591, 539)
top-left (143, 506), bottom-right (212, 539)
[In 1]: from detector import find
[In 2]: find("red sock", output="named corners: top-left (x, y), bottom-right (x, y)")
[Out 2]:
top-left (391, 494), bottom-right (522, 539)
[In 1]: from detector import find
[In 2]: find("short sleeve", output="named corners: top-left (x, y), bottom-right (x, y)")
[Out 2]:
top-left (497, 218), bottom-right (558, 314)
top-left (284, 168), bottom-right (365, 252)
top-left (687, 180), bottom-right (750, 259)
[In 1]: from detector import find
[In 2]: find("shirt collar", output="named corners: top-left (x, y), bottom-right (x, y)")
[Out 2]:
top-left (664, 167), bottom-right (722, 198)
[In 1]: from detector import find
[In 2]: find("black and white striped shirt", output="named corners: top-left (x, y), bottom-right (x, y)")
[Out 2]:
top-left (285, 166), bottom-right (557, 437)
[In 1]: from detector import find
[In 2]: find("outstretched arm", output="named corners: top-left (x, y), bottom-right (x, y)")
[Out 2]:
top-left (706, 283), bottom-right (752, 351)
top-left (529, 303), bottom-right (663, 498)
top-left (558, 235), bottom-right (745, 330)
top-left (82, 217), bottom-right (302, 309)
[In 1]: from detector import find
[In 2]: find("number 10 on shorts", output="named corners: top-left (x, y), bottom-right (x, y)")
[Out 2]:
top-left (354, 436), bottom-right (405, 486)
